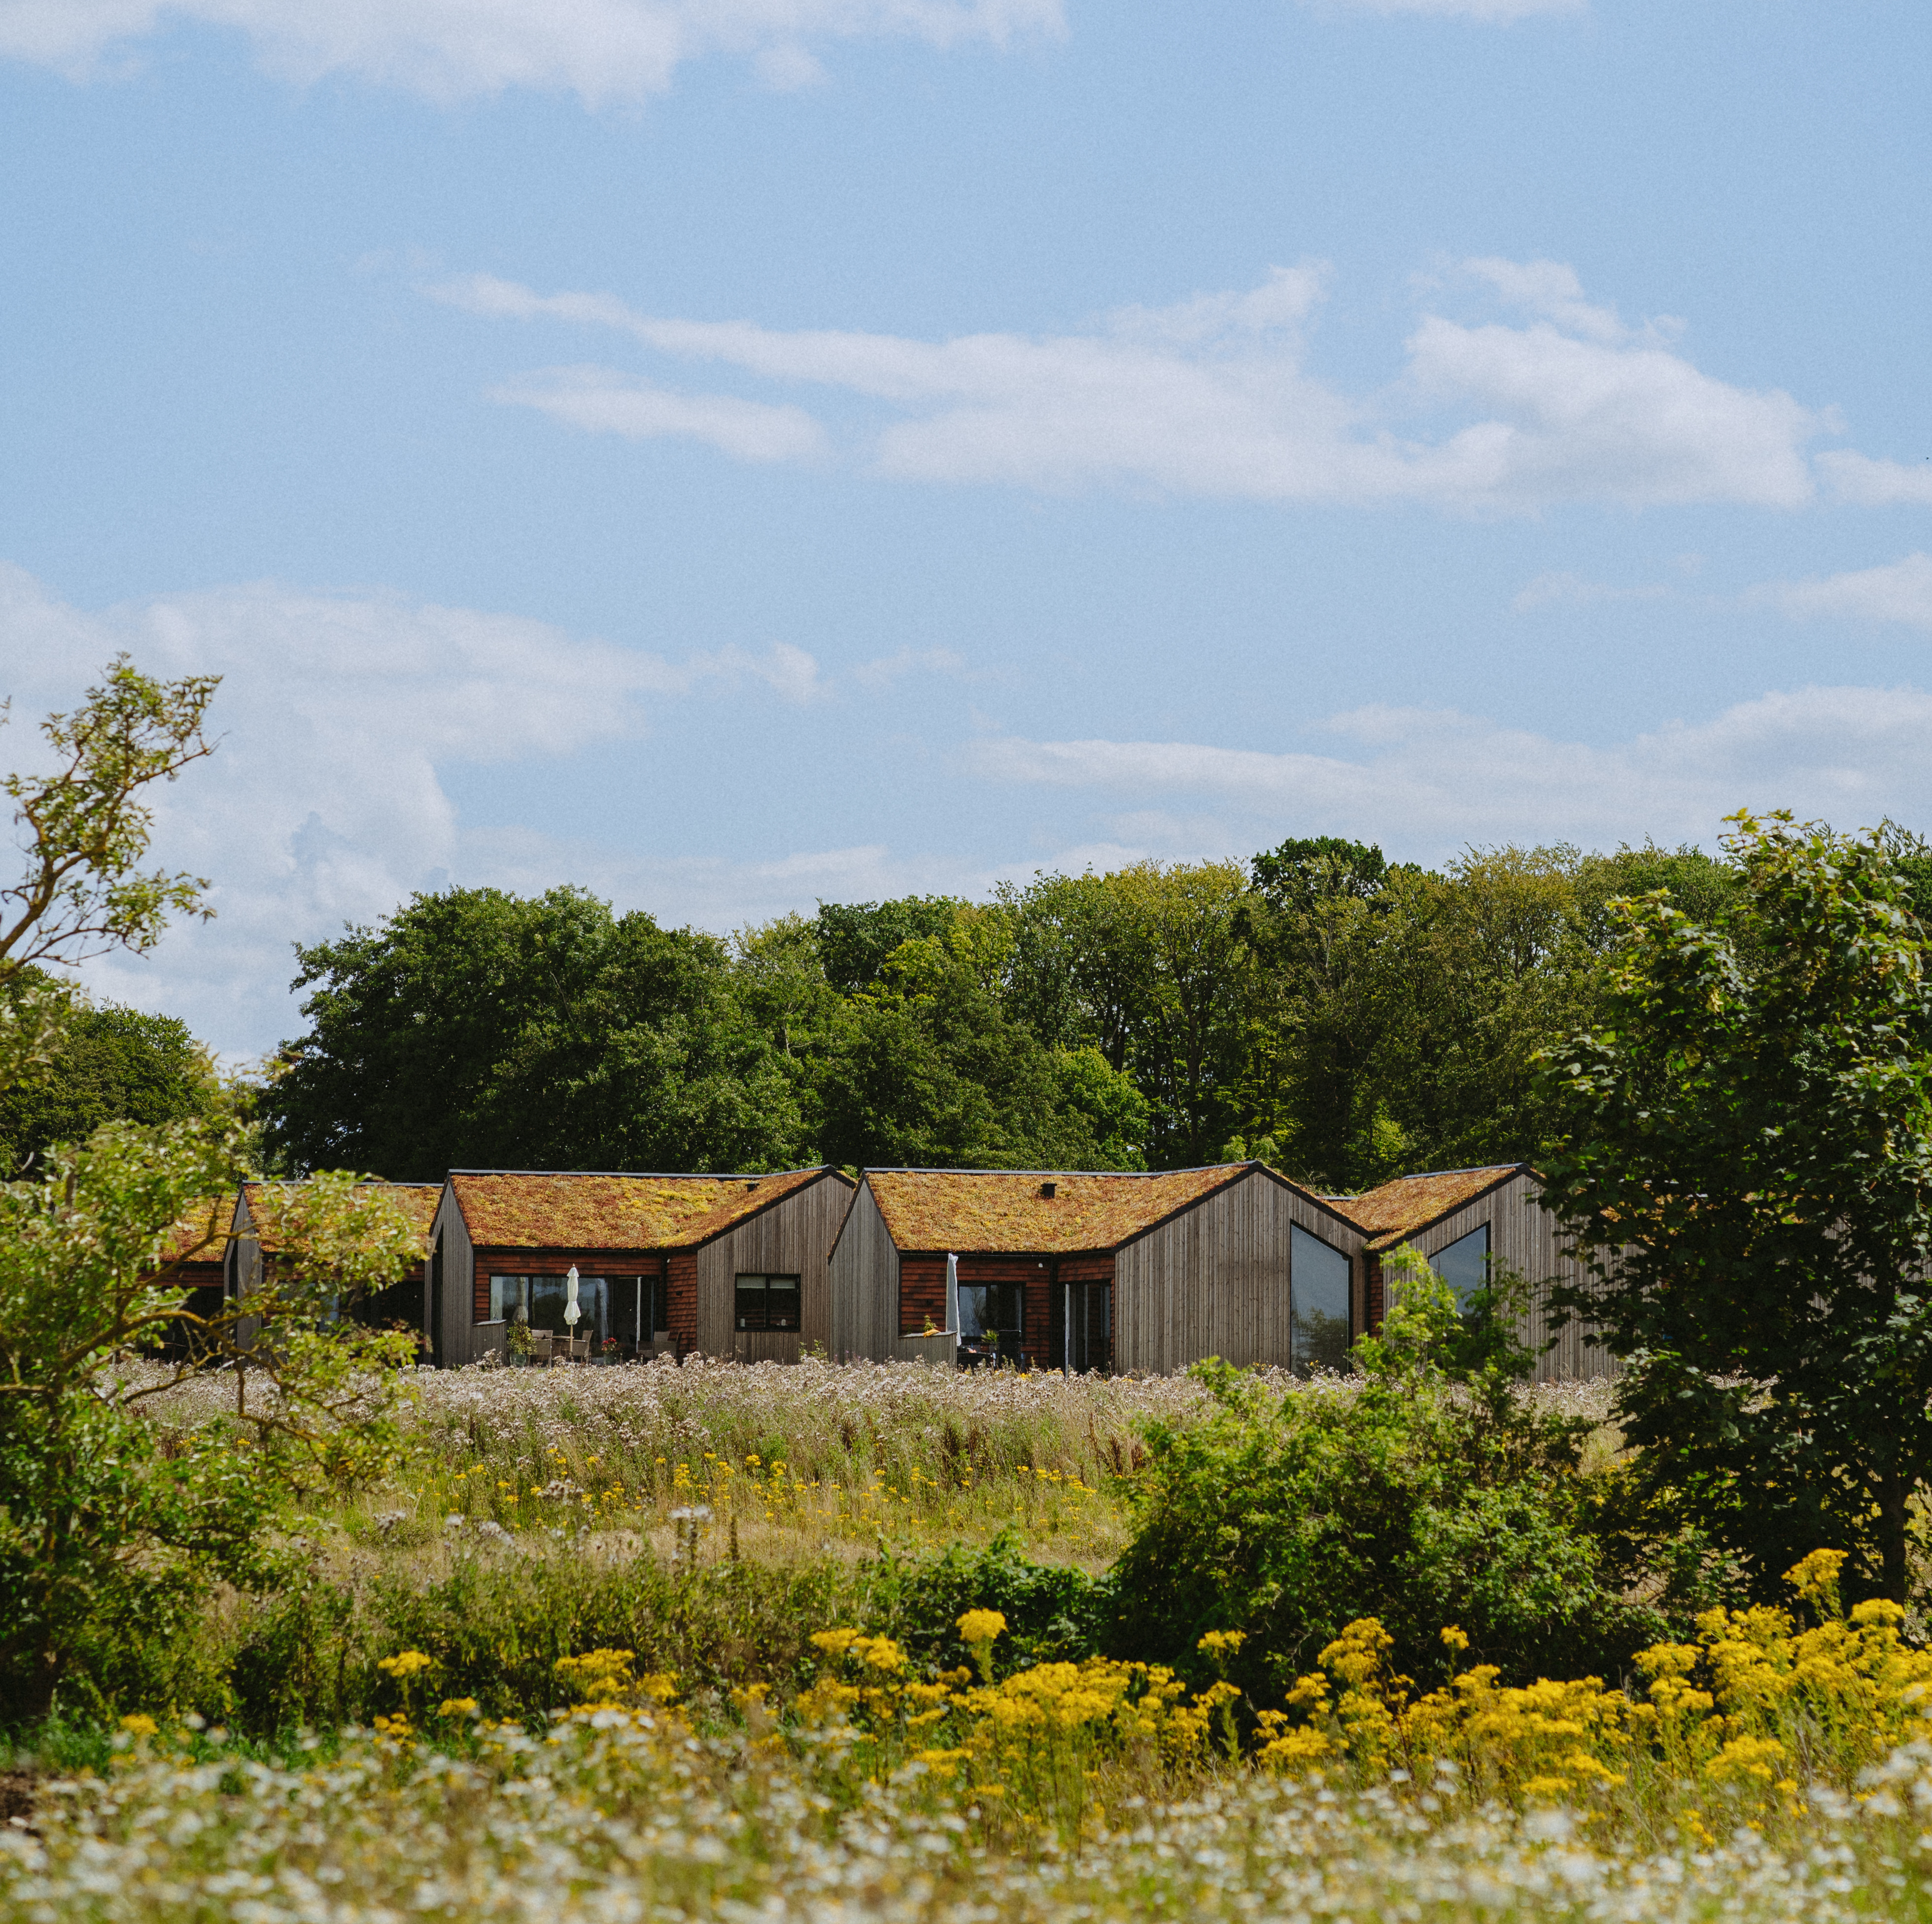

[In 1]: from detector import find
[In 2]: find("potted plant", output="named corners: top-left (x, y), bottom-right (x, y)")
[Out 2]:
top-left (506, 1319), bottom-right (534, 1367)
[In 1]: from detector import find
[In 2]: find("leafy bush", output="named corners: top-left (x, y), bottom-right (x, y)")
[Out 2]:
top-left (878, 1530), bottom-right (1108, 1678)
top-left (1109, 1260), bottom-right (1662, 1700)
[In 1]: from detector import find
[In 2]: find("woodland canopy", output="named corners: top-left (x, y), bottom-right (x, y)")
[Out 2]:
top-left (259, 836), bottom-right (1767, 1188)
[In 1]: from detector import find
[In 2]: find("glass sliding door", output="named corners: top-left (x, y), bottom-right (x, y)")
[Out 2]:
top-left (1062, 1282), bottom-right (1112, 1375)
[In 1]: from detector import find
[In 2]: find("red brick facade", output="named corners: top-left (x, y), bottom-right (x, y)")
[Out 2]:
top-left (897, 1249), bottom-right (1117, 1368)
top-left (667, 1250), bottom-right (699, 1352)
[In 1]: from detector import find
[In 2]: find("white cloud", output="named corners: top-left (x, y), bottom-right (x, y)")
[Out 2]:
top-left (440, 258), bottom-right (1828, 512)
top-left (1512, 570), bottom-right (1671, 613)
top-left (490, 368), bottom-right (827, 464)
top-left (1818, 450), bottom-right (1932, 507)
top-left (1317, 0), bottom-right (1580, 16)
top-left (0, 0), bottom-right (1060, 103)
top-left (0, 564), bottom-right (821, 1056)
top-left (1769, 553), bottom-right (1932, 631)
top-left (962, 685), bottom-right (1932, 853)
top-left (852, 645), bottom-right (966, 688)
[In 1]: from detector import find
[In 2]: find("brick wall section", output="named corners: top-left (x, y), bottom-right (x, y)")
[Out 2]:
top-left (898, 1250), bottom-right (1117, 1369)
top-left (667, 1250), bottom-right (699, 1353)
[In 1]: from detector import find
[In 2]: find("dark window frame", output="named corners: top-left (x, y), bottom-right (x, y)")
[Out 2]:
top-left (735, 1272), bottom-right (802, 1332)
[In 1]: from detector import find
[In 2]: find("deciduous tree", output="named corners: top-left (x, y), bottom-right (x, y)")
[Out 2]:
top-left (1540, 812), bottom-right (1932, 1606)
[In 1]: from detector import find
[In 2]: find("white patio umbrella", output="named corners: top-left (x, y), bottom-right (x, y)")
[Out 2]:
top-left (564, 1265), bottom-right (581, 1328)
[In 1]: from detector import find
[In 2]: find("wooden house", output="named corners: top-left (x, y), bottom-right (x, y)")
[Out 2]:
top-left (423, 1166), bottom-right (857, 1368)
top-left (150, 1192), bottom-right (238, 1361)
top-left (230, 1181), bottom-right (441, 1346)
top-left (826, 1162), bottom-right (1368, 1374)
top-left (1334, 1163), bottom-right (1612, 1381)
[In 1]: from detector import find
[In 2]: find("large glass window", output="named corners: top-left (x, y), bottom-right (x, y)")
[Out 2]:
top-left (1430, 1226), bottom-right (1490, 1307)
top-left (487, 1273), bottom-right (609, 1343)
top-left (1291, 1225), bottom-right (1351, 1373)
top-left (959, 1281), bottom-right (1024, 1357)
top-left (736, 1273), bottom-right (801, 1332)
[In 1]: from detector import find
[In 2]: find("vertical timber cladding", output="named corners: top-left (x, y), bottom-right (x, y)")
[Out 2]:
top-left (431, 1182), bottom-right (480, 1366)
top-left (1113, 1167), bottom-right (1369, 1375)
top-left (693, 1169), bottom-right (855, 1361)
top-left (1397, 1170), bottom-right (1616, 1383)
top-left (828, 1182), bottom-right (900, 1362)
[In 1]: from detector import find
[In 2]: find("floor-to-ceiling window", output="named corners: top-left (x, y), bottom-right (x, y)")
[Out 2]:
top-left (1290, 1224), bottom-right (1352, 1373)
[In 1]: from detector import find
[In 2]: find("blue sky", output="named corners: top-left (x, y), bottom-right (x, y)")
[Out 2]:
top-left (2, 0), bottom-right (1929, 1057)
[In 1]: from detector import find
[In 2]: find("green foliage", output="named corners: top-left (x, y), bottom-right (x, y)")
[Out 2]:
top-left (0, 657), bottom-right (219, 1094)
top-left (816, 906), bottom-right (1149, 1170)
top-left (255, 831), bottom-right (1770, 1189)
top-left (813, 896), bottom-right (966, 996)
top-left (0, 985), bottom-right (223, 1178)
top-left (0, 655), bottom-right (218, 989)
top-left (878, 1530), bottom-right (1108, 1678)
top-left (265, 886), bottom-right (811, 1180)
top-left (998, 864), bottom-right (1250, 1166)
top-left (1108, 1256), bottom-right (1658, 1699)
top-left (0, 1126), bottom-right (424, 1722)
top-left (1540, 811), bottom-right (1932, 1608)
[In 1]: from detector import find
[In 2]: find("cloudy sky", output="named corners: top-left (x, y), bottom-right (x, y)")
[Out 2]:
top-left (1, 0), bottom-right (1928, 1057)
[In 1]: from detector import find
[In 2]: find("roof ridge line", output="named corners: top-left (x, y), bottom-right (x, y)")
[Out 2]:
top-left (863, 1162), bottom-right (1255, 1178)
top-left (447, 1166), bottom-right (828, 1179)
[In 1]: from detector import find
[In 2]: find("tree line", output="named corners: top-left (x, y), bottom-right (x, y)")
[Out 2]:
top-left (14, 652), bottom-right (1932, 1716)
top-left (249, 837), bottom-right (1785, 1188)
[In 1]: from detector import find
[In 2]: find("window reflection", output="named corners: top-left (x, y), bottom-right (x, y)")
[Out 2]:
top-left (1291, 1225), bottom-right (1351, 1374)
top-left (1430, 1225), bottom-right (1490, 1307)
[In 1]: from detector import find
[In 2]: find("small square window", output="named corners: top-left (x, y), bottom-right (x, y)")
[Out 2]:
top-left (736, 1273), bottom-right (801, 1332)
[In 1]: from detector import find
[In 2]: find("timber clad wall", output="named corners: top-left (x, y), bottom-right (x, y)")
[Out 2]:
top-left (695, 1172), bottom-right (853, 1361)
top-left (429, 1185), bottom-right (479, 1367)
top-left (1383, 1170), bottom-right (1615, 1383)
top-left (828, 1185), bottom-right (901, 1361)
top-left (1115, 1168), bottom-right (1366, 1374)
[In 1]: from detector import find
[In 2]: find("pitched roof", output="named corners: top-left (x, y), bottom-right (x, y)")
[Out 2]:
top-left (242, 1181), bottom-right (442, 1257)
top-left (1337, 1165), bottom-right (1527, 1253)
top-left (448, 1166), bottom-right (843, 1252)
top-left (862, 1165), bottom-right (1272, 1254)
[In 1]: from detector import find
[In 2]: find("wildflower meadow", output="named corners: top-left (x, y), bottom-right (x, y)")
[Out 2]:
top-left (9, 1348), bottom-right (1932, 1923)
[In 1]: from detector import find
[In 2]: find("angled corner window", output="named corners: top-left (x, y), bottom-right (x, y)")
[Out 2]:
top-left (1430, 1225), bottom-right (1490, 1307)
top-left (1290, 1224), bottom-right (1351, 1374)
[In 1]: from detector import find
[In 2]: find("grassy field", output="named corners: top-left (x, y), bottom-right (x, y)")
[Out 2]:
top-left (9, 1356), bottom-right (1927, 1924)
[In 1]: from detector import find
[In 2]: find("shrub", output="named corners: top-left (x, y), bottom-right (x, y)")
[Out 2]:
top-left (1108, 1258), bottom-right (1662, 1700)
top-left (878, 1529), bottom-right (1108, 1678)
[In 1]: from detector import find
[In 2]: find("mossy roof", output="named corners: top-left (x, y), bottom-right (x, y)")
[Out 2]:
top-left (1337, 1166), bottom-right (1528, 1253)
top-left (156, 1194), bottom-right (237, 1269)
top-left (863, 1165), bottom-right (1265, 1254)
top-left (241, 1181), bottom-right (442, 1257)
top-left (449, 1166), bottom-right (844, 1252)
